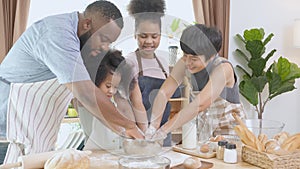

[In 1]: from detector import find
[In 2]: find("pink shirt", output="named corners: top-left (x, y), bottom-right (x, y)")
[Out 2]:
top-left (125, 52), bottom-right (169, 79)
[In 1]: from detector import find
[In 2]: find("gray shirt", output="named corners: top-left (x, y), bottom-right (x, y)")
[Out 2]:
top-left (0, 12), bottom-right (90, 138)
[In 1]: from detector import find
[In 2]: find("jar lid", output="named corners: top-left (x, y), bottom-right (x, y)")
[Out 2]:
top-left (218, 140), bottom-right (228, 146)
top-left (225, 143), bottom-right (236, 149)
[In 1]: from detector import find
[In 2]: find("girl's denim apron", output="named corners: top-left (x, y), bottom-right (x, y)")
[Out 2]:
top-left (135, 51), bottom-right (181, 146)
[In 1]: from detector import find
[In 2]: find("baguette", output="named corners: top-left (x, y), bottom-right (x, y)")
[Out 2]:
top-left (281, 133), bottom-right (300, 151)
top-left (232, 112), bottom-right (247, 128)
top-left (255, 138), bottom-right (265, 152)
top-left (234, 125), bottom-right (260, 150)
top-left (232, 111), bottom-right (266, 152)
top-left (273, 131), bottom-right (289, 145)
top-left (258, 133), bottom-right (268, 145)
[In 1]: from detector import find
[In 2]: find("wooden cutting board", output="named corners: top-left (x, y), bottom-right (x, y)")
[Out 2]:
top-left (171, 160), bottom-right (214, 169)
top-left (172, 145), bottom-right (216, 159)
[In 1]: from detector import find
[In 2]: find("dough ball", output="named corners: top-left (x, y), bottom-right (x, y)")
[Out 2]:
top-left (183, 157), bottom-right (202, 169)
top-left (44, 149), bottom-right (91, 169)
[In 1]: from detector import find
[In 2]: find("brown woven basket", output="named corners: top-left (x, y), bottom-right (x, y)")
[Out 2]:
top-left (242, 146), bottom-right (300, 169)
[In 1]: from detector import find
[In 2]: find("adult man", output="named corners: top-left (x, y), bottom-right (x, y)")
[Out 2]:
top-left (0, 0), bottom-right (144, 164)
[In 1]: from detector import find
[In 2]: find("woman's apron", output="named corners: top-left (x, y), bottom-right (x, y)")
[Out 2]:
top-left (4, 78), bottom-right (73, 164)
top-left (191, 56), bottom-right (246, 136)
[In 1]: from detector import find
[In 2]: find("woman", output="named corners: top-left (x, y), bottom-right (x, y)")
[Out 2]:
top-left (149, 24), bottom-right (246, 139)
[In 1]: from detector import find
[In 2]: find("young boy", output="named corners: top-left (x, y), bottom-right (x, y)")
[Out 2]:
top-left (150, 24), bottom-right (246, 140)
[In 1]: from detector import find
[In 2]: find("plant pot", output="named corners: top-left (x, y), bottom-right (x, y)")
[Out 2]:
top-left (67, 108), bottom-right (78, 117)
top-left (244, 119), bottom-right (285, 138)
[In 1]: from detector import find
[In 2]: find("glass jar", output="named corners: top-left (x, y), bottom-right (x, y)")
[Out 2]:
top-left (182, 117), bottom-right (197, 149)
top-left (216, 140), bottom-right (228, 160)
top-left (197, 112), bottom-right (213, 145)
top-left (223, 143), bottom-right (237, 164)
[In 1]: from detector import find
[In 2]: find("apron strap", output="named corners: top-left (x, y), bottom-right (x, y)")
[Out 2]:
top-left (135, 49), bottom-right (168, 78)
top-left (135, 50), bottom-right (144, 77)
top-left (155, 55), bottom-right (168, 79)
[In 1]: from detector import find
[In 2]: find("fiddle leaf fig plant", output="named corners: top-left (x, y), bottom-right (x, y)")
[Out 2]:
top-left (235, 28), bottom-right (300, 119)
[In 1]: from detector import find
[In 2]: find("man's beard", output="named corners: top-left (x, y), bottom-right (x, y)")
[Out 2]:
top-left (79, 30), bottom-right (92, 50)
top-left (79, 30), bottom-right (105, 83)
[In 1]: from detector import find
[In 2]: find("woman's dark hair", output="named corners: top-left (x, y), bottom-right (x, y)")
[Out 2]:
top-left (95, 50), bottom-right (136, 97)
top-left (127, 0), bottom-right (165, 31)
top-left (84, 0), bottom-right (124, 29)
top-left (180, 24), bottom-right (222, 60)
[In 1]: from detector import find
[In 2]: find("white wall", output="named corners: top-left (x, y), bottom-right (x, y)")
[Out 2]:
top-left (27, 0), bottom-right (194, 56)
top-left (229, 0), bottom-right (300, 134)
top-left (28, 0), bottom-right (300, 134)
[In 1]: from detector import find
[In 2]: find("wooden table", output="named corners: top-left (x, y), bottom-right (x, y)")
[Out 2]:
top-left (88, 148), bottom-right (260, 169)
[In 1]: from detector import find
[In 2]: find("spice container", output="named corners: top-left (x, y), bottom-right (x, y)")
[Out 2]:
top-left (216, 140), bottom-right (228, 160)
top-left (223, 143), bottom-right (237, 164)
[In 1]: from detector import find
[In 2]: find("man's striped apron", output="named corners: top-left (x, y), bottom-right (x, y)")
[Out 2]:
top-left (3, 78), bottom-right (73, 164)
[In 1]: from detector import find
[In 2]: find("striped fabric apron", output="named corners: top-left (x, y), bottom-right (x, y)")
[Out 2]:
top-left (4, 78), bottom-right (73, 164)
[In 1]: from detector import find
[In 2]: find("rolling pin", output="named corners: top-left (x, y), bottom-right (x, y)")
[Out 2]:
top-left (0, 150), bottom-right (61, 169)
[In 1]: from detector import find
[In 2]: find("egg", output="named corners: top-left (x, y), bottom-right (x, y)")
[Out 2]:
top-left (200, 144), bottom-right (210, 153)
top-left (183, 157), bottom-right (202, 169)
top-left (214, 135), bottom-right (225, 142)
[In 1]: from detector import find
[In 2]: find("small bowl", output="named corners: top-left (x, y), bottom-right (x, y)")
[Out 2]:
top-left (122, 139), bottom-right (163, 158)
top-left (244, 119), bottom-right (285, 138)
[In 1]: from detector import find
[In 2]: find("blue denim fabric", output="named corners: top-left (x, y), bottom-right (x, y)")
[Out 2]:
top-left (138, 76), bottom-right (182, 146)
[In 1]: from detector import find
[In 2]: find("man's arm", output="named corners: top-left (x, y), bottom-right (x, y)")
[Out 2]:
top-left (65, 80), bottom-right (144, 138)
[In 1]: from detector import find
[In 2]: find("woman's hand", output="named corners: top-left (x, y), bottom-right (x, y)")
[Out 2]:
top-left (149, 127), bottom-right (168, 141)
top-left (144, 125), bottom-right (157, 140)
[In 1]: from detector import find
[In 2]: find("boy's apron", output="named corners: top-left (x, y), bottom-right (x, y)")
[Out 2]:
top-left (4, 78), bottom-right (73, 164)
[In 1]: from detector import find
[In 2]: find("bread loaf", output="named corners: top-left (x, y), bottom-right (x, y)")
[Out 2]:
top-left (183, 157), bottom-right (202, 169)
top-left (273, 132), bottom-right (289, 145)
top-left (44, 149), bottom-right (91, 169)
top-left (281, 133), bottom-right (300, 151)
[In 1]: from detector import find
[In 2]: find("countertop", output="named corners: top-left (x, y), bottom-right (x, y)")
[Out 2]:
top-left (88, 148), bottom-right (260, 169)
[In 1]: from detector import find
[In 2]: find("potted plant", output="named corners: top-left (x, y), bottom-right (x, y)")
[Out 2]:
top-left (67, 102), bottom-right (78, 117)
top-left (235, 28), bottom-right (300, 119)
